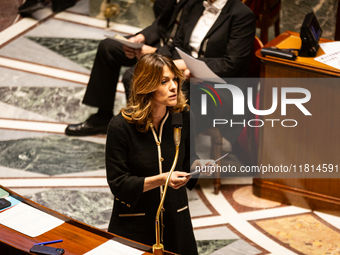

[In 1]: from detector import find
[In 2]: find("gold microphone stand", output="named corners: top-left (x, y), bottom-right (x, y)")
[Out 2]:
top-left (153, 127), bottom-right (181, 255)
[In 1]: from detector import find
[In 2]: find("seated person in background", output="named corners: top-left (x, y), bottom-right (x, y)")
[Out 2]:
top-left (65, 0), bottom-right (189, 136)
top-left (106, 53), bottom-right (212, 255)
top-left (121, 0), bottom-right (256, 98)
top-left (118, 0), bottom-right (256, 144)
top-left (160, 0), bottom-right (256, 79)
top-left (157, 0), bottom-right (256, 144)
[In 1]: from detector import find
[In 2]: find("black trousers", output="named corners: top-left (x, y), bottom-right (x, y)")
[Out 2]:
top-left (82, 38), bottom-right (137, 111)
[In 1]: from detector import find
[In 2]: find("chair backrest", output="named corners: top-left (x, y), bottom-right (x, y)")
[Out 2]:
top-left (237, 36), bottom-right (263, 164)
top-left (242, 0), bottom-right (281, 19)
top-left (248, 36), bottom-right (264, 78)
top-left (242, 0), bottom-right (262, 17)
top-left (242, 0), bottom-right (281, 44)
top-left (207, 37), bottom-right (264, 174)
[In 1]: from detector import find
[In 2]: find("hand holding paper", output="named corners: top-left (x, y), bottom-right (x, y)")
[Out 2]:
top-left (175, 47), bottom-right (226, 83)
top-left (190, 153), bottom-right (229, 176)
top-left (105, 34), bottom-right (144, 49)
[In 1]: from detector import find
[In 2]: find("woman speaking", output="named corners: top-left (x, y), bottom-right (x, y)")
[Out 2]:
top-left (105, 53), bottom-right (211, 254)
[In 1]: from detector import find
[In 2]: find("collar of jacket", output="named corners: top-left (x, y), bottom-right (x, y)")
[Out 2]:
top-left (197, 0), bottom-right (235, 57)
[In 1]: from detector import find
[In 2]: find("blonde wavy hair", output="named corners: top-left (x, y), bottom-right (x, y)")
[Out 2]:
top-left (121, 53), bottom-right (188, 132)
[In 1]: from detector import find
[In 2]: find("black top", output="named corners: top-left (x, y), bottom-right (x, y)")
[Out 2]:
top-left (106, 110), bottom-right (199, 254)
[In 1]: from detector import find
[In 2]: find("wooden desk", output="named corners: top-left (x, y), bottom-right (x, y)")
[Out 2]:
top-left (0, 185), bottom-right (175, 255)
top-left (253, 31), bottom-right (340, 213)
top-left (257, 31), bottom-right (340, 77)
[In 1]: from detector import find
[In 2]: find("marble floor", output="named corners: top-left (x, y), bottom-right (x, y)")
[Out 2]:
top-left (1, 1), bottom-right (340, 255)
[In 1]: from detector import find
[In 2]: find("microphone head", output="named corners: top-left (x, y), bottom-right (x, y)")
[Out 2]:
top-left (172, 113), bottom-right (183, 128)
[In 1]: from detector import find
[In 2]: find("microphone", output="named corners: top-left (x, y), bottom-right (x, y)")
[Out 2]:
top-left (172, 113), bottom-right (182, 146)
top-left (153, 113), bottom-right (183, 255)
top-left (172, 112), bottom-right (183, 128)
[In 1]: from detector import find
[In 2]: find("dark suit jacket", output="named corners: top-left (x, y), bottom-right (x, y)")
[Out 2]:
top-left (106, 111), bottom-right (199, 254)
top-left (140, 0), bottom-right (188, 47)
top-left (160, 0), bottom-right (256, 78)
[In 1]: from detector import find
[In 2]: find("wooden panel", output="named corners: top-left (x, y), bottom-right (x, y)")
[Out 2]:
top-left (253, 178), bottom-right (340, 214)
top-left (258, 78), bottom-right (340, 170)
top-left (253, 31), bottom-right (340, 214)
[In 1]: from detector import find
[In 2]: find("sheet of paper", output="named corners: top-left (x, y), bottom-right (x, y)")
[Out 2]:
top-left (0, 202), bottom-right (64, 237)
top-left (84, 239), bottom-right (144, 255)
top-left (105, 34), bottom-right (144, 49)
top-left (315, 50), bottom-right (340, 70)
top-left (175, 47), bottom-right (226, 84)
top-left (319, 41), bottom-right (340, 54)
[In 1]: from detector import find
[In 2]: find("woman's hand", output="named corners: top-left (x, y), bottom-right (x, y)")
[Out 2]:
top-left (167, 171), bottom-right (190, 189)
top-left (190, 159), bottom-right (215, 176)
top-left (144, 171), bottom-right (189, 192)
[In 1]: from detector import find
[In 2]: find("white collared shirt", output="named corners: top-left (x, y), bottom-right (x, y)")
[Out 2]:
top-left (189, 0), bottom-right (228, 58)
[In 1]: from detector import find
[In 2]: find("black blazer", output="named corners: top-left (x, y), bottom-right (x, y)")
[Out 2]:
top-left (140, 0), bottom-right (189, 47)
top-left (160, 0), bottom-right (256, 77)
top-left (106, 111), bottom-right (199, 254)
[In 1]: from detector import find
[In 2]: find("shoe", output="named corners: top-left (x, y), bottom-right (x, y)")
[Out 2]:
top-left (65, 114), bottom-right (111, 136)
top-left (18, 0), bottom-right (47, 14)
top-left (52, 0), bottom-right (77, 12)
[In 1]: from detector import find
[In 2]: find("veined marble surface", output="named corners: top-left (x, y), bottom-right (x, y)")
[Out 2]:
top-left (197, 240), bottom-right (237, 255)
top-left (0, 135), bottom-right (105, 175)
top-left (26, 189), bottom-right (113, 227)
top-left (0, 87), bottom-right (97, 122)
top-left (0, 37), bottom-right (90, 74)
top-left (26, 37), bottom-right (101, 70)
top-left (0, 87), bottom-right (126, 122)
top-left (194, 225), bottom-right (262, 255)
top-left (0, 67), bottom-right (86, 88)
top-left (281, 0), bottom-right (338, 40)
top-left (188, 187), bottom-right (212, 217)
